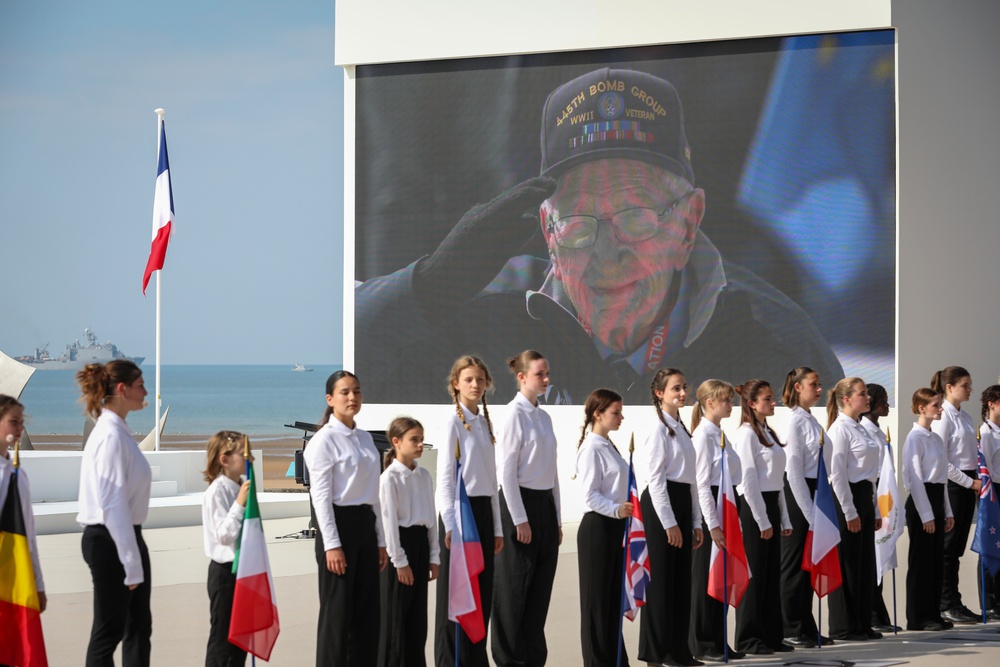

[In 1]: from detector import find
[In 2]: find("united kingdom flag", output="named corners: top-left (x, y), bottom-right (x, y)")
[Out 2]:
top-left (972, 447), bottom-right (1000, 576)
top-left (621, 452), bottom-right (650, 621)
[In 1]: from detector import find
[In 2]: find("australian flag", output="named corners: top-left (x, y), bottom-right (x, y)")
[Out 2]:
top-left (971, 447), bottom-right (1000, 576)
top-left (621, 453), bottom-right (650, 621)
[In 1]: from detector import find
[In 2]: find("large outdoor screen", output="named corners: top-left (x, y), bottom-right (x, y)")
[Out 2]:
top-left (353, 30), bottom-right (896, 405)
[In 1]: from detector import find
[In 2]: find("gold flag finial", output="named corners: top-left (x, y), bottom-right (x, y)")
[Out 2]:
top-left (244, 434), bottom-right (250, 459)
top-left (629, 433), bottom-right (635, 455)
top-left (886, 425), bottom-right (891, 445)
top-left (455, 437), bottom-right (461, 461)
top-left (12, 438), bottom-right (20, 469)
top-left (978, 424), bottom-right (982, 443)
top-left (819, 430), bottom-right (825, 447)
top-left (720, 427), bottom-right (725, 450)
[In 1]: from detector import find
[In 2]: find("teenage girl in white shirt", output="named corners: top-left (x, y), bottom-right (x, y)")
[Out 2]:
top-left (201, 431), bottom-right (252, 667)
top-left (434, 356), bottom-right (503, 667)
top-left (576, 388), bottom-right (633, 667)
top-left (379, 417), bottom-right (439, 667)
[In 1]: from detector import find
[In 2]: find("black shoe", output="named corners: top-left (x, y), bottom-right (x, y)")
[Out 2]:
top-left (783, 636), bottom-right (815, 648)
top-left (835, 632), bottom-right (870, 641)
top-left (818, 635), bottom-right (835, 646)
top-left (942, 606), bottom-right (980, 624)
top-left (746, 645), bottom-right (774, 655)
top-left (772, 643), bottom-right (794, 653)
top-left (937, 617), bottom-right (954, 629)
top-left (678, 658), bottom-right (704, 667)
top-left (988, 608), bottom-right (1000, 621)
top-left (727, 647), bottom-right (746, 660)
top-left (697, 651), bottom-right (726, 663)
top-left (865, 629), bottom-right (883, 639)
top-left (873, 623), bottom-right (900, 633)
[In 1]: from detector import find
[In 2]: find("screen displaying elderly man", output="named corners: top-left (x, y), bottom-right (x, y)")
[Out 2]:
top-left (355, 67), bottom-right (843, 404)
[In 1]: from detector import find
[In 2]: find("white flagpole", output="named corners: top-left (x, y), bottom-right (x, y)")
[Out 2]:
top-left (153, 108), bottom-right (165, 452)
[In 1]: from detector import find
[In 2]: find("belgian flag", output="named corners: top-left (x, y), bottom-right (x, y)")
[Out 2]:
top-left (0, 470), bottom-right (48, 667)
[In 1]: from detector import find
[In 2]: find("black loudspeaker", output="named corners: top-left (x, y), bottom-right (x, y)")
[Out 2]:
top-left (294, 449), bottom-right (310, 487)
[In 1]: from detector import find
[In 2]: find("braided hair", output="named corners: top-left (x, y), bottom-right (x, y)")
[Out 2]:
top-left (447, 355), bottom-right (496, 444)
top-left (650, 368), bottom-right (686, 437)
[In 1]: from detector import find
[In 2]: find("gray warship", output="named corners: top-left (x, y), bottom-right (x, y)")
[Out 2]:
top-left (17, 328), bottom-right (145, 370)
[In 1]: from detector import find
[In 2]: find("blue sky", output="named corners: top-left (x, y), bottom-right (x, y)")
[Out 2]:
top-left (0, 0), bottom-right (343, 365)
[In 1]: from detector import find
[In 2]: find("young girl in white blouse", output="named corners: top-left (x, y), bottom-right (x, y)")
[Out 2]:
top-left (434, 355), bottom-right (503, 667)
top-left (576, 388), bottom-right (633, 667)
top-left (901, 388), bottom-right (955, 631)
top-left (492, 350), bottom-right (561, 667)
top-left (930, 366), bottom-right (982, 623)
top-left (201, 431), bottom-right (252, 667)
top-left (977, 385), bottom-right (1000, 619)
top-left (638, 369), bottom-right (702, 667)
top-left (825, 377), bottom-right (881, 641)
top-left (379, 417), bottom-right (439, 667)
top-left (689, 379), bottom-right (743, 662)
top-left (733, 380), bottom-right (792, 655)
top-left (305, 370), bottom-right (388, 666)
top-left (75, 360), bottom-right (152, 667)
top-left (779, 367), bottom-right (826, 647)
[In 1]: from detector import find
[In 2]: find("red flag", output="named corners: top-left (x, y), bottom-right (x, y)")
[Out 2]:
top-left (707, 455), bottom-right (750, 607)
top-left (142, 118), bottom-right (174, 294)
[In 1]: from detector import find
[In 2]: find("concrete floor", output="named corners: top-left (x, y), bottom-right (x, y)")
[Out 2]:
top-left (35, 517), bottom-right (1000, 665)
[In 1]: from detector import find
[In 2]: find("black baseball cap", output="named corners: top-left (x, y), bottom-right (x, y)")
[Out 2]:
top-left (540, 68), bottom-right (694, 185)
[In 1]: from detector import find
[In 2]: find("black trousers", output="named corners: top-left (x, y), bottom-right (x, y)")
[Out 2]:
top-left (380, 525), bottom-right (430, 667)
top-left (81, 524), bottom-right (152, 667)
top-left (689, 486), bottom-right (735, 658)
top-left (828, 481), bottom-right (876, 638)
top-left (206, 560), bottom-right (247, 667)
top-left (736, 490), bottom-right (784, 652)
top-left (491, 487), bottom-right (559, 667)
top-left (313, 503), bottom-right (380, 667)
top-left (578, 511), bottom-right (629, 667)
top-left (905, 484), bottom-right (945, 629)
top-left (435, 495), bottom-right (496, 667)
top-left (638, 482), bottom-right (694, 665)
top-left (942, 470), bottom-right (977, 610)
top-left (780, 476), bottom-right (818, 639)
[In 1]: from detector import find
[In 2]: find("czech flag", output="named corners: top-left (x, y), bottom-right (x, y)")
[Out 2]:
top-left (707, 453), bottom-right (750, 607)
top-left (802, 449), bottom-right (842, 597)
top-left (0, 470), bottom-right (48, 667)
top-left (448, 454), bottom-right (486, 643)
top-left (621, 452), bottom-right (650, 621)
top-left (229, 465), bottom-right (280, 660)
top-left (142, 118), bottom-right (174, 295)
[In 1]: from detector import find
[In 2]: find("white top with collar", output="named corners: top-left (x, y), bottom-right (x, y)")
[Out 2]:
top-left (202, 474), bottom-right (244, 563)
top-left (380, 459), bottom-right (441, 568)
top-left (932, 400), bottom-right (979, 487)
top-left (828, 412), bottom-right (880, 521)
top-left (435, 403), bottom-right (502, 537)
top-left (0, 454), bottom-right (45, 592)
top-left (783, 406), bottom-right (825, 521)
top-left (692, 419), bottom-right (742, 531)
top-left (575, 432), bottom-right (629, 519)
top-left (981, 419), bottom-right (1000, 479)
top-left (497, 392), bottom-right (561, 527)
top-left (861, 416), bottom-right (890, 471)
top-left (76, 410), bottom-right (152, 586)
top-left (304, 415), bottom-right (385, 551)
top-left (735, 423), bottom-right (791, 532)
top-left (901, 423), bottom-right (954, 523)
top-left (644, 410), bottom-right (702, 529)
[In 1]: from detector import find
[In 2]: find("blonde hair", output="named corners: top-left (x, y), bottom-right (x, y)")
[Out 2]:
top-left (447, 355), bottom-right (495, 444)
top-left (203, 430), bottom-right (246, 483)
top-left (826, 377), bottom-right (865, 429)
top-left (691, 379), bottom-right (734, 431)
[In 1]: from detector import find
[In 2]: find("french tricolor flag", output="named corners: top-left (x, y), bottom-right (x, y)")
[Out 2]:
top-left (142, 117), bottom-right (174, 295)
top-left (448, 454), bottom-right (486, 643)
top-left (707, 451), bottom-right (750, 607)
top-left (802, 450), bottom-right (842, 597)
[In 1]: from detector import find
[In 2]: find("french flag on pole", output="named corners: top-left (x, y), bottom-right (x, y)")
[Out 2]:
top-left (448, 448), bottom-right (486, 643)
top-left (802, 450), bottom-right (842, 597)
top-left (707, 451), bottom-right (750, 607)
top-left (142, 114), bottom-right (174, 295)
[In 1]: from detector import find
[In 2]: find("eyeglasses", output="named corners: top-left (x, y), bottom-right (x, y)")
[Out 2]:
top-left (546, 190), bottom-right (695, 249)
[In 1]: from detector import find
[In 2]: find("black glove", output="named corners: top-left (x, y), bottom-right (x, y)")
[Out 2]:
top-left (413, 176), bottom-right (557, 313)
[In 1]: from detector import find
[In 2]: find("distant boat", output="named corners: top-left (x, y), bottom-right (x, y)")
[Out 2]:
top-left (292, 363), bottom-right (313, 372)
top-left (15, 328), bottom-right (144, 371)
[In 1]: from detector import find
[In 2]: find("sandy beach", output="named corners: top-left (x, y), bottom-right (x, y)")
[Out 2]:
top-left (27, 433), bottom-right (307, 491)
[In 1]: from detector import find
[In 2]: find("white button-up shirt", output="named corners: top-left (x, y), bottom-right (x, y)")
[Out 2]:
top-left (735, 423), bottom-right (791, 532)
top-left (576, 432), bottom-right (629, 519)
top-left (76, 410), bottom-right (151, 586)
top-left (783, 406), bottom-right (825, 521)
top-left (435, 403), bottom-right (502, 537)
top-left (692, 420), bottom-right (742, 531)
top-left (828, 413), bottom-right (880, 521)
top-left (202, 475), bottom-right (244, 563)
top-left (497, 392), bottom-right (561, 526)
top-left (304, 416), bottom-right (385, 551)
top-left (380, 459), bottom-right (440, 568)
top-left (932, 401), bottom-right (979, 487)
top-left (644, 411), bottom-right (701, 529)
top-left (902, 423), bottom-right (954, 523)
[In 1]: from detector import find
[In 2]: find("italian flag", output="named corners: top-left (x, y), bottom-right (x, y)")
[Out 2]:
top-left (229, 466), bottom-right (280, 661)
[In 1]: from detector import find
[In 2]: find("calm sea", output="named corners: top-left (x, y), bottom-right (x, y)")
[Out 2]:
top-left (19, 365), bottom-right (342, 436)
